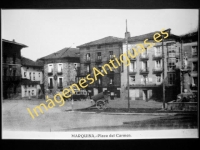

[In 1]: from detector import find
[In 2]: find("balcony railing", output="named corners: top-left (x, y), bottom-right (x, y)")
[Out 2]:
top-left (48, 85), bottom-right (53, 89)
top-left (139, 68), bottom-right (149, 74)
top-left (57, 71), bottom-right (63, 75)
top-left (129, 69), bottom-right (137, 75)
top-left (57, 84), bottom-right (63, 89)
top-left (140, 54), bottom-right (149, 60)
top-left (130, 83), bottom-right (158, 87)
top-left (152, 54), bottom-right (163, 60)
top-left (152, 68), bottom-right (163, 74)
top-left (3, 76), bottom-right (21, 81)
top-left (95, 58), bottom-right (102, 63)
top-left (85, 58), bottom-right (91, 63)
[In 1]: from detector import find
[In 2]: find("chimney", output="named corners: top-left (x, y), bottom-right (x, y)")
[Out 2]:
top-left (125, 19), bottom-right (131, 40)
top-left (13, 39), bottom-right (15, 42)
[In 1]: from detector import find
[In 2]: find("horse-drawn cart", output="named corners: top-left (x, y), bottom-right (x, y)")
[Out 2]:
top-left (91, 91), bottom-right (109, 110)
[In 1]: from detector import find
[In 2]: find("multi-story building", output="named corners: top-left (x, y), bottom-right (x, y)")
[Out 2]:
top-left (21, 57), bottom-right (44, 99)
top-left (121, 30), bottom-right (181, 102)
top-left (77, 36), bottom-right (124, 98)
top-left (38, 47), bottom-right (80, 96)
top-left (2, 39), bottom-right (27, 99)
top-left (181, 31), bottom-right (198, 96)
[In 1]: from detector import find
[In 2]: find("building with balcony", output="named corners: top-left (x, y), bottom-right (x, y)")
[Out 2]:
top-left (77, 36), bottom-right (124, 97)
top-left (2, 39), bottom-right (28, 99)
top-left (121, 30), bottom-right (181, 101)
top-left (181, 31), bottom-right (198, 96)
top-left (21, 57), bottom-right (44, 99)
top-left (38, 47), bottom-right (80, 96)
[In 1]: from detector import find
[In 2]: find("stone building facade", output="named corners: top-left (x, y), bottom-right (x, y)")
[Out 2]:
top-left (2, 39), bottom-right (27, 99)
top-left (77, 36), bottom-right (124, 97)
top-left (38, 48), bottom-right (80, 96)
top-left (121, 30), bottom-right (182, 102)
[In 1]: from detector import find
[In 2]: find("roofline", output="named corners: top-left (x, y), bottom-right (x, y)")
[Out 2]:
top-left (77, 41), bottom-right (123, 48)
top-left (2, 39), bottom-right (28, 48)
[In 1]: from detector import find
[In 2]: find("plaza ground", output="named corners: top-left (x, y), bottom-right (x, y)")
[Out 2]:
top-left (2, 98), bottom-right (197, 132)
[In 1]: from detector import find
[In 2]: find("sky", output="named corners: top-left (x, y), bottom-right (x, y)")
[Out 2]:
top-left (2, 9), bottom-right (199, 61)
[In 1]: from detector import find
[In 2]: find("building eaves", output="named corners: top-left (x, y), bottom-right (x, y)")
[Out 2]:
top-left (2, 39), bottom-right (28, 48)
top-left (77, 36), bottom-right (124, 48)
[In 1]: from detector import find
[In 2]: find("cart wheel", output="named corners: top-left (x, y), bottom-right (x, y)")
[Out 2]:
top-left (96, 101), bottom-right (105, 110)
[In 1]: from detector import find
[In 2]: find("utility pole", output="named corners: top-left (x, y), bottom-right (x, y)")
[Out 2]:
top-left (125, 19), bottom-right (130, 111)
top-left (162, 29), bottom-right (171, 109)
top-left (162, 34), bottom-right (165, 109)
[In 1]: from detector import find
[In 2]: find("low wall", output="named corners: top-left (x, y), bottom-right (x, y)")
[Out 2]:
top-left (167, 102), bottom-right (197, 111)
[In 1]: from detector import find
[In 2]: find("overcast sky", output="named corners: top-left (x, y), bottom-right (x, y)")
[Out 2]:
top-left (2, 9), bottom-right (198, 61)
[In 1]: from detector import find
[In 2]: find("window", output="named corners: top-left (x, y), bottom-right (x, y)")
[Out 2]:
top-left (129, 61), bottom-right (136, 72)
top-left (86, 47), bottom-right (90, 50)
top-left (130, 76), bottom-right (135, 82)
top-left (97, 52), bottom-right (101, 60)
top-left (142, 75), bottom-right (148, 84)
top-left (24, 72), bottom-right (26, 78)
top-left (155, 60), bottom-right (162, 69)
top-left (48, 64), bottom-right (53, 73)
top-left (32, 90), bottom-right (34, 95)
top-left (13, 54), bottom-right (16, 64)
top-left (13, 70), bottom-right (16, 77)
top-left (193, 62), bottom-right (198, 71)
top-left (4, 68), bottom-right (7, 76)
top-left (57, 63), bottom-right (63, 73)
top-left (98, 77), bottom-right (102, 85)
top-left (109, 51), bottom-right (114, 59)
top-left (168, 58), bottom-right (176, 71)
top-left (167, 43), bottom-right (176, 57)
top-left (155, 46), bottom-right (162, 56)
top-left (29, 72), bottom-right (31, 80)
top-left (192, 46), bottom-right (197, 56)
top-left (86, 53), bottom-right (90, 61)
top-left (109, 76), bottom-right (114, 84)
top-left (86, 64), bottom-right (90, 73)
top-left (142, 61), bottom-right (148, 70)
top-left (193, 77), bottom-right (197, 86)
top-left (97, 45), bottom-right (101, 49)
top-left (156, 75), bottom-right (161, 83)
top-left (48, 77), bottom-right (53, 88)
top-left (38, 73), bottom-right (40, 77)
top-left (3, 55), bottom-right (7, 63)
top-left (33, 72), bottom-right (35, 80)
top-left (25, 90), bottom-right (27, 96)
top-left (58, 77), bottom-right (63, 87)
top-left (168, 73), bottom-right (176, 85)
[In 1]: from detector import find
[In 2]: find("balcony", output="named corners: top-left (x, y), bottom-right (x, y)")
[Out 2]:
top-left (48, 85), bottom-right (53, 89)
top-left (3, 76), bottom-right (21, 81)
top-left (139, 68), bottom-right (149, 74)
top-left (57, 84), bottom-right (63, 89)
top-left (130, 83), bottom-right (158, 88)
top-left (48, 71), bottom-right (53, 76)
top-left (107, 70), bottom-right (114, 76)
top-left (140, 54), bottom-right (149, 60)
top-left (85, 58), bottom-right (91, 64)
top-left (152, 54), bottom-right (163, 60)
top-left (129, 69), bottom-right (137, 75)
top-left (95, 58), bottom-right (102, 64)
top-left (57, 71), bottom-right (63, 75)
top-left (152, 67), bottom-right (163, 74)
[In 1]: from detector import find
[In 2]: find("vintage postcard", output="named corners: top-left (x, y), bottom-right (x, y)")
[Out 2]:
top-left (1, 9), bottom-right (198, 139)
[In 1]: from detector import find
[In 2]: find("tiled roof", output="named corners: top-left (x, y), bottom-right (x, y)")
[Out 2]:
top-left (77, 36), bottom-right (124, 48)
top-left (21, 56), bottom-right (43, 67)
top-left (2, 39), bottom-right (28, 47)
top-left (38, 47), bottom-right (80, 60)
top-left (127, 30), bottom-right (180, 43)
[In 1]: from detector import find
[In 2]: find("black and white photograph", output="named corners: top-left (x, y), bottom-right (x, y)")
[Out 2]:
top-left (1, 9), bottom-right (199, 139)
